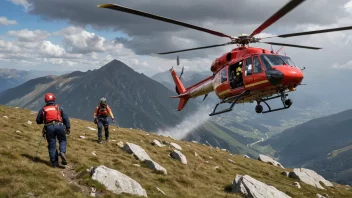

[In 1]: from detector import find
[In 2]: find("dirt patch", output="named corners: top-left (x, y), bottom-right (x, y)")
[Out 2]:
top-left (61, 163), bottom-right (94, 196)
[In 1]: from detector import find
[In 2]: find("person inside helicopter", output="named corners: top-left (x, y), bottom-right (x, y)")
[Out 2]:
top-left (229, 61), bottom-right (243, 89)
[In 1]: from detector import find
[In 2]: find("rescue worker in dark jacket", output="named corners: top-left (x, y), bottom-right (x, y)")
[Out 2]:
top-left (93, 97), bottom-right (115, 144)
top-left (36, 93), bottom-right (70, 167)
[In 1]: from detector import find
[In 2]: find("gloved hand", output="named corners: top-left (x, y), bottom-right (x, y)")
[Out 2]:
top-left (66, 128), bottom-right (70, 135)
top-left (112, 118), bottom-right (115, 123)
top-left (94, 118), bottom-right (97, 124)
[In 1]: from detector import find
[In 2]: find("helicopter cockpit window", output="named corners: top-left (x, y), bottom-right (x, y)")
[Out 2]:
top-left (280, 56), bottom-right (296, 67)
top-left (253, 56), bottom-right (263, 73)
top-left (260, 54), bottom-right (286, 69)
top-left (245, 57), bottom-right (252, 76)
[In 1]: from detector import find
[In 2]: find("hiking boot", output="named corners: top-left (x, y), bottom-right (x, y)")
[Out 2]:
top-left (59, 152), bottom-right (67, 165)
top-left (105, 137), bottom-right (109, 142)
top-left (98, 139), bottom-right (103, 144)
top-left (51, 163), bottom-right (59, 168)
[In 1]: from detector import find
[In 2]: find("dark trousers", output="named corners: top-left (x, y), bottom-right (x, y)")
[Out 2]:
top-left (45, 124), bottom-right (66, 165)
top-left (97, 117), bottom-right (109, 140)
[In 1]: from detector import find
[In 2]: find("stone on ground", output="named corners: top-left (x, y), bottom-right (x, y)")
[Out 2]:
top-left (123, 142), bottom-right (151, 162)
top-left (170, 142), bottom-right (182, 150)
top-left (170, 150), bottom-right (187, 164)
top-left (289, 168), bottom-right (333, 189)
top-left (258, 154), bottom-right (284, 168)
top-left (91, 165), bottom-right (147, 197)
top-left (232, 174), bottom-right (291, 198)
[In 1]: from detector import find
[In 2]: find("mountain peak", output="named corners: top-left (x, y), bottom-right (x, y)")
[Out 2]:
top-left (100, 59), bottom-right (135, 73)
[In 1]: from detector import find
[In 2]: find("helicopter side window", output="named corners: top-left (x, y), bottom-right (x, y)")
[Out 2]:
top-left (253, 56), bottom-right (263, 73)
top-left (220, 68), bottom-right (227, 83)
top-left (245, 57), bottom-right (252, 76)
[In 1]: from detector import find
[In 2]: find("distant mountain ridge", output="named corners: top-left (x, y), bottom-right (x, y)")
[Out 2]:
top-left (259, 108), bottom-right (352, 185)
top-left (0, 68), bottom-right (68, 93)
top-left (0, 60), bottom-right (199, 132)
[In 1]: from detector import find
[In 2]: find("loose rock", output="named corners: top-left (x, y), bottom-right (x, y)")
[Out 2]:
top-left (79, 136), bottom-right (86, 139)
top-left (145, 159), bottom-right (167, 175)
top-left (170, 150), bottom-right (187, 164)
top-left (3, 116), bottom-right (8, 119)
top-left (232, 174), bottom-right (291, 198)
top-left (258, 154), bottom-right (284, 168)
top-left (170, 142), bottom-right (182, 150)
top-left (194, 152), bottom-right (199, 157)
top-left (289, 168), bottom-right (333, 189)
top-left (91, 165), bottom-right (147, 197)
top-left (293, 182), bottom-right (301, 189)
top-left (27, 120), bottom-right (32, 125)
top-left (151, 140), bottom-right (164, 147)
top-left (87, 127), bottom-right (97, 131)
top-left (244, 155), bottom-right (251, 159)
top-left (123, 142), bottom-right (151, 161)
top-left (117, 141), bottom-right (124, 148)
top-left (228, 159), bottom-right (236, 164)
top-left (282, 171), bottom-right (290, 177)
top-left (191, 141), bottom-right (199, 144)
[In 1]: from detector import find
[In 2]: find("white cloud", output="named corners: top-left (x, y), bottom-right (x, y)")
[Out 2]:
top-left (9, 0), bottom-right (32, 11)
top-left (8, 29), bottom-right (50, 42)
top-left (0, 16), bottom-right (17, 25)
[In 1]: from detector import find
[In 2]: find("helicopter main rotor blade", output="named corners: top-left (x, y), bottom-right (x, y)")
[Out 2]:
top-left (98, 4), bottom-right (234, 39)
top-left (155, 42), bottom-right (234, 55)
top-left (264, 25), bottom-right (352, 38)
top-left (249, 0), bottom-right (306, 37)
top-left (260, 41), bottom-right (321, 50)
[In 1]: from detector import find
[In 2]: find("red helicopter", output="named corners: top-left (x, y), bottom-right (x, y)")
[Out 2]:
top-left (98, 0), bottom-right (352, 116)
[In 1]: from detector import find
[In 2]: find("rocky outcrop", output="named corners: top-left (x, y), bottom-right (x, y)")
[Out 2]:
top-left (91, 165), bottom-right (147, 197)
top-left (289, 168), bottom-right (333, 189)
top-left (170, 150), bottom-right (187, 164)
top-left (258, 154), bottom-right (284, 168)
top-left (232, 174), bottom-right (291, 198)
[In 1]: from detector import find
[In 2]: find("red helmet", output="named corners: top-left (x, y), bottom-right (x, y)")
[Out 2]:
top-left (44, 93), bottom-right (56, 103)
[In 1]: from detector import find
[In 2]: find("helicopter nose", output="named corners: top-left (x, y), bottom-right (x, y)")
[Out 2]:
top-left (272, 66), bottom-right (304, 86)
top-left (266, 69), bottom-right (284, 85)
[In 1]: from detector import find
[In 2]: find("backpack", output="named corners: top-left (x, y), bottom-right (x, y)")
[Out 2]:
top-left (43, 104), bottom-right (62, 123)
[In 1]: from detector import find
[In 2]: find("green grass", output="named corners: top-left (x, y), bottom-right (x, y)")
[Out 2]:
top-left (0, 105), bottom-right (351, 198)
top-left (328, 144), bottom-right (352, 159)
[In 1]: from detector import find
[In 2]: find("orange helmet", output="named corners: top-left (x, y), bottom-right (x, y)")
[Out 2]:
top-left (44, 93), bottom-right (56, 103)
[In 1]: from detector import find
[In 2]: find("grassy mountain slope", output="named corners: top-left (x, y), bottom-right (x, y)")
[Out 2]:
top-left (1, 105), bottom-right (351, 198)
top-left (258, 109), bottom-right (352, 185)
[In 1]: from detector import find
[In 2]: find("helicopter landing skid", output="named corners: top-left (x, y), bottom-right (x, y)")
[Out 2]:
top-left (209, 90), bottom-right (250, 116)
top-left (256, 92), bottom-right (292, 114)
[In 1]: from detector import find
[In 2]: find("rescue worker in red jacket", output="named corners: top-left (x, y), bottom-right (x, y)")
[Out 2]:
top-left (36, 93), bottom-right (70, 167)
top-left (94, 97), bottom-right (115, 144)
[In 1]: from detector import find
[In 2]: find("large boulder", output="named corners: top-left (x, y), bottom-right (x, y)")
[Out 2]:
top-left (258, 154), bottom-right (284, 169)
top-left (289, 168), bottom-right (333, 189)
top-left (170, 150), bottom-right (187, 164)
top-left (232, 174), bottom-right (291, 198)
top-left (123, 142), bottom-right (151, 161)
top-left (91, 165), bottom-right (147, 197)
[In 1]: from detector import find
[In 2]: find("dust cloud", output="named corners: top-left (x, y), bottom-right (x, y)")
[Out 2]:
top-left (156, 105), bottom-right (212, 140)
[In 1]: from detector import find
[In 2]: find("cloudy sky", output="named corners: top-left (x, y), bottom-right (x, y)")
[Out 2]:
top-left (1, 0), bottom-right (352, 77)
